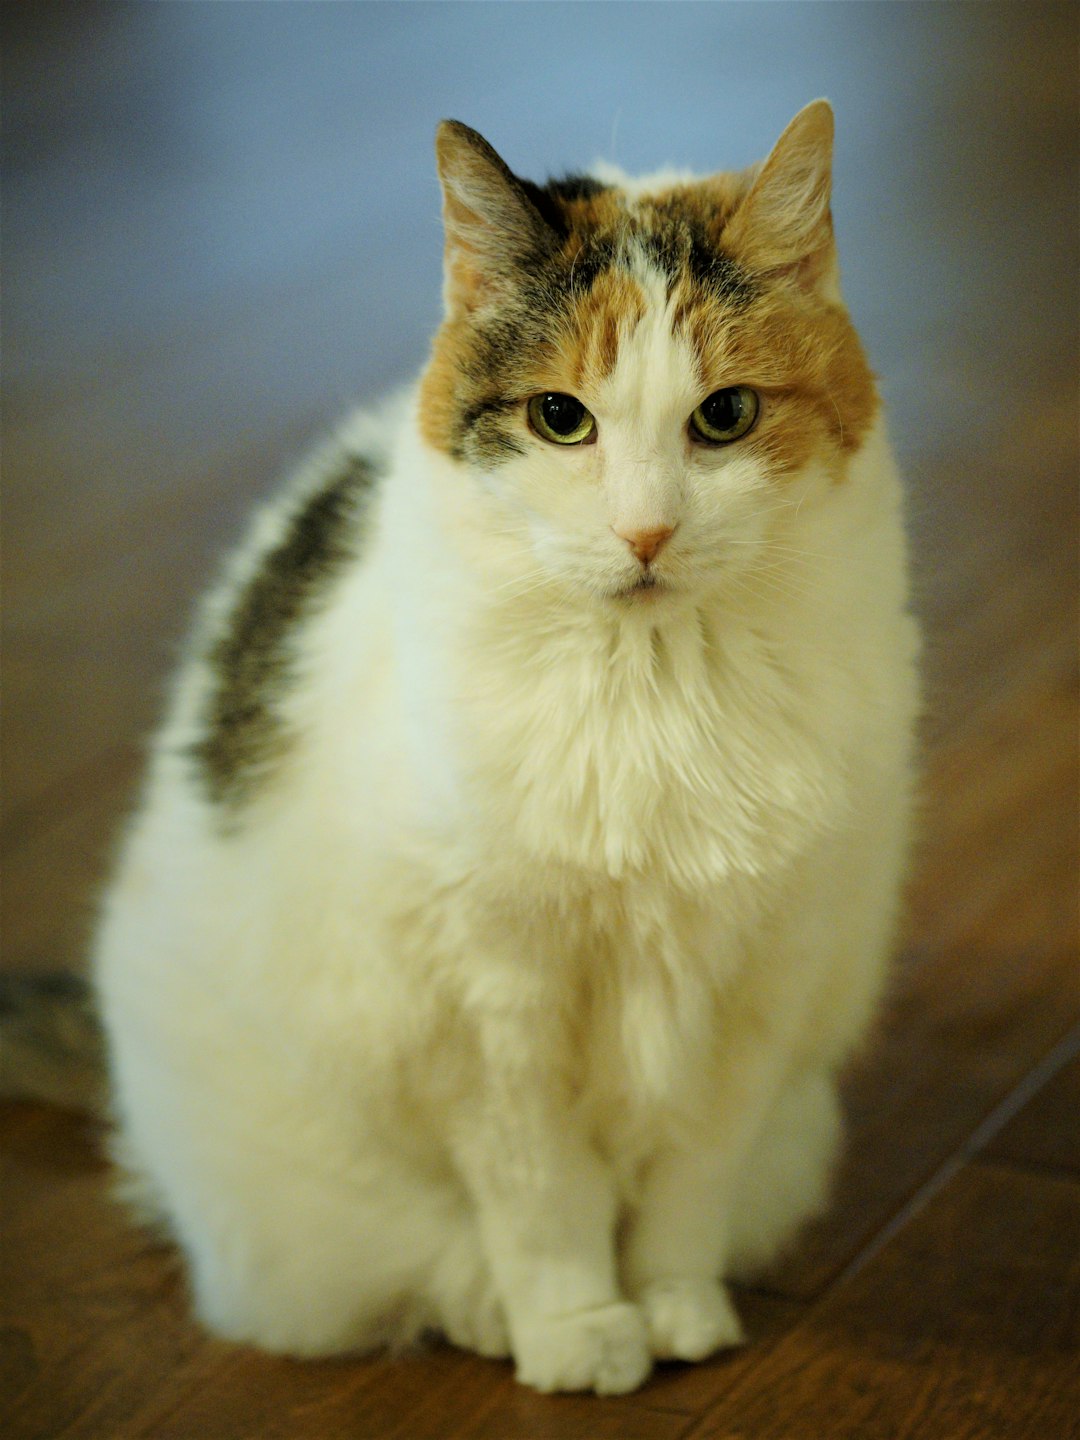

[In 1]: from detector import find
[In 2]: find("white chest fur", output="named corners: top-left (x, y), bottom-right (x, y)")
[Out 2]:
top-left (454, 591), bottom-right (841, 888)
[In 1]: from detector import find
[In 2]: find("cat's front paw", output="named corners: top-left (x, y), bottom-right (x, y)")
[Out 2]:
top-left (638, 1278), bottom-right (745, 1362)
top-left (513, 1302), bottom-right (652, 1395)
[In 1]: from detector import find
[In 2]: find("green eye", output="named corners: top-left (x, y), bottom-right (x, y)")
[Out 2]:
top-left (528, 393), bottom-right (596, 445)
top-left (690, 387), bottom-right (759, 444)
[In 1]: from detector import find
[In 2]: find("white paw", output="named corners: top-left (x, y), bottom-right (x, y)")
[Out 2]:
top-left (638, 1278), bottom-right (745, 1362)
top-left (513, 1302), bottom-right (652, 1395)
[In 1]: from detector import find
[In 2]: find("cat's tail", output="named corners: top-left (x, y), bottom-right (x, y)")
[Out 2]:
top-left (0, 971), bottom-right (107, 1115)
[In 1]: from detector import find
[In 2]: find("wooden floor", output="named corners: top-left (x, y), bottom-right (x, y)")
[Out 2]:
top-left (2, 5), bottom-right (1077, 1438)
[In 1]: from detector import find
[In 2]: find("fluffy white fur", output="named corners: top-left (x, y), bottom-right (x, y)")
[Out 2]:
top-left (95, 122), bottom-right (919, 1396)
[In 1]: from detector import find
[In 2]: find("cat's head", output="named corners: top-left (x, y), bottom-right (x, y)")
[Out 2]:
top-left (418, 102), bottom-right (878, 605)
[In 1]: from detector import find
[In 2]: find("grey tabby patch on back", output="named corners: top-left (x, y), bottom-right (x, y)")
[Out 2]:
top-left (190, 453), bottom-right (378, 810)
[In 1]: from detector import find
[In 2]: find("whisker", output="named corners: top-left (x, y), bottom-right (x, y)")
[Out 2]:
top-left (725, 539), bottom-right (837, 563)
top-left (485, 571), bottom-right (556, 605)
top-left (725, 564), bottom-right (819, 607)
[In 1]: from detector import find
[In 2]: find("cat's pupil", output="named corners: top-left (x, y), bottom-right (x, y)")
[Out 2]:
top-left (702, 390), bottom-right (744, 431)
top-left (541, 394), bottom-right (585, 436)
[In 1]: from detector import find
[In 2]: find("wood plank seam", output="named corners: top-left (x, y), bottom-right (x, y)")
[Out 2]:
top-left (823, 1018), bottom-right (1080, 1293)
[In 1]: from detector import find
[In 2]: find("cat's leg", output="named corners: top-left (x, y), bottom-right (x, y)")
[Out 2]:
top-left (447, 1016), bottom-right (651, 1395)
top-left (621, 1142), bottom-right (747, 1362)
top-left (726, 1065), bottom-right (842, 1282)
top-left (452, 1115), bottom-right (651, 1393)
top-left (620, 1034), bottom-right (846, 1357)
top-left (621, 1031), bottom-right (796, 1362)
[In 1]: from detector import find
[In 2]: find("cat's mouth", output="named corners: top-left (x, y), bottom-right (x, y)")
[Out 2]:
top-left (613, 572), bottom-right (668, 601)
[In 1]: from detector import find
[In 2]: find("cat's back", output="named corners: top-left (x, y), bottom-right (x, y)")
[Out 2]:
top-left (155, 394), bottom-right (415, 810)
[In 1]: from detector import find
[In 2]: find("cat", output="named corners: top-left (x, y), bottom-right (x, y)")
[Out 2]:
top-left (92, 100), bottom-right (920, 1396)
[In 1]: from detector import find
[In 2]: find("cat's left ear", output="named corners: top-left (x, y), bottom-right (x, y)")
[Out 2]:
top-left (434, 121), bottom-right (557, 315)
top-left (722, 100), bottom-right (841, 299)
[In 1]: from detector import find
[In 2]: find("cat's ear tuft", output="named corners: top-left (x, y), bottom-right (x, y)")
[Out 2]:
top-left (435, 121), bottom-right (556, 314)
top-left (723, 100), bottom-right (840, 298)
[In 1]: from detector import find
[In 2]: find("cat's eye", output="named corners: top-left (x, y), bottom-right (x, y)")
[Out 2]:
top-left (689, 387), bottom-right (759, 444)
top-left (527, 393), bottom-right (596, 446)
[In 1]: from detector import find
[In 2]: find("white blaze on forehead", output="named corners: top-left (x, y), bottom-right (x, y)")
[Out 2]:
top-left (589, 160), bottom-right (701, 201)
top-left (595, 251), bottom-right (701, 530)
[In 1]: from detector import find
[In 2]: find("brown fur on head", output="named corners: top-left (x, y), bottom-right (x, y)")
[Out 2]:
top-left (420, 103), bottom-right (876, 474)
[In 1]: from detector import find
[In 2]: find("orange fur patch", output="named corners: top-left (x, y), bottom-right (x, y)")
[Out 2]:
top-left (418, 321), bottom-right (467, 455)
top-left (565, 268), bottom-right (647, 391)
top-left (672, 278), bottom-right (878, 474)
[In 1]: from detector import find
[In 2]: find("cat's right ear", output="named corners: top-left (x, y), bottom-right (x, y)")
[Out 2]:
top-left (435, 122), bottom-right (554, 315)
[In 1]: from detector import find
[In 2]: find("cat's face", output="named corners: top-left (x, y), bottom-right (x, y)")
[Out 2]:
top-left (419, 104), bottom-right (877, 605)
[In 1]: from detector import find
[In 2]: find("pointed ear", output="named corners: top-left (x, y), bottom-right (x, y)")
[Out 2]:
top-left (435, 121), bottom-right (557, 314)
top-left (722, 100), bottom-right (839, 297)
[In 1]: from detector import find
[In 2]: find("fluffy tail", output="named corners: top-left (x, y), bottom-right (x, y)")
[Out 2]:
top-left (0, 971), bottom-right (107, 1115)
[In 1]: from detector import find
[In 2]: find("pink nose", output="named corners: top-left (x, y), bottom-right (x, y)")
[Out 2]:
top-left (613, 525), bottom-right (675, 566)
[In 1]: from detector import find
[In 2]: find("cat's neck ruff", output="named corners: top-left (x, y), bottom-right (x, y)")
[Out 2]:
top-left (372, 419), bottom-right (860, 891)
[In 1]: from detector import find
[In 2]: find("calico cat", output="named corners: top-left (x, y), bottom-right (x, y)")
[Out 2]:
top-left (93, 101), bottom-right (919, 1395)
